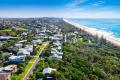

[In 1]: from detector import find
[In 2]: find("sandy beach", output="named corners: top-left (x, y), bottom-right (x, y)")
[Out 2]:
top-left (63, 19), bottom-right (120, 47)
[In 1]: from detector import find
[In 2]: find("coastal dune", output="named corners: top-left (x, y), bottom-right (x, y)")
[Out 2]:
top-left (63, 19), bottom-right (120, 47)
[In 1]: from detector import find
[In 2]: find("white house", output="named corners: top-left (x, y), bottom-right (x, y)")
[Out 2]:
top-left (74, 31), bottom-right (79, 34)
top-left (9, 55), bottom-right (26, 62)
top-left (14, 43), bottom-right (23, 48)
top-left (54, 34), bottom-right (63, 40)
top-left (49, 54), bottom-right (62, 60)
top-left (17, 48), bottom-right (30, 56)
top-left (25, 45), bottom-right (33, 53)
top-left (57, 52), bottom-right (63, 56)
top-left (2, 52), bottom-right (12, 55)
top-left (18, 40), bottom-right (27, 43)
top-left (50, 36), bottom-right (60, 41)
top-left (53, 41), bottom-right (61, 46)
top-left (38, 33), bottom-right (47, 39)
top-left (21, 32), bottom-right (27, 36)
top-left (32, 39), bottom-right (42, 45)
top-left (0, 68), bottom-right (4, 73)
top-left (52, 45), bottom-right (62, 51)
top-left (3, 65), bottom-right (17, 73)
top-left (51, 48), bottom-right (58, 54)
top-left (42, 67), bottom-right (56, 74)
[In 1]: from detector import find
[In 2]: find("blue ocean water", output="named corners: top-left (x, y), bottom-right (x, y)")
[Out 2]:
top-left (68, 19), bottom-right (120, 39)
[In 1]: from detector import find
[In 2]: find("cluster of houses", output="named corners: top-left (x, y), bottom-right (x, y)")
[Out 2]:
top-left (64, 31), bottom-right (79, 43)
top-left (39, 30), bottom-right (85, 80)
top-left (0, 37), bottom-right (43, 80)
top-left (36, 26), bottom-right (63, 42)
top-left (0, 42), bottom-right (34, 73)
top-left (0, 65), bottom-right (17, 80)
top-left (9, 43), bottom-right (34, 62)
top-left (0, 18), bottom-right (83, 80)
top-left (0, 22), bottom-right (65, 80)
top-left (40, 41), bottom-right (63, 80)
top-left (39, 27), bottom-right (64, 80)
top-left (49, 41), bottom-right (63, 60)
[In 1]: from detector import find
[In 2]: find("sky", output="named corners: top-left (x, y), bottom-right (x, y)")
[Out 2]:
top-left (0, 0), bottom-right (120, 18)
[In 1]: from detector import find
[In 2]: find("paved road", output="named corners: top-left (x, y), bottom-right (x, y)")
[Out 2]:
top-left (22, 42), bottom-right (49, 80)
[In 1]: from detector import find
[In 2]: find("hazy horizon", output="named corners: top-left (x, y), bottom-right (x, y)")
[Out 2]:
top-left (0, 17), bottom-right (120, 19)
top-left (0, 0), bottom-right (120, 18)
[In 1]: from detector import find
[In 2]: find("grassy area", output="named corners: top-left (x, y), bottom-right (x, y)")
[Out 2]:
top-left (0, 29), bottom-right (12, 32)
top-left (11, 41), bottom-right (49, 80)
top-left (0, 28), bottom-right (27, 33)
top-left (16, 28), bottom-right (28, 31)
top-left (76, 38), bottom-right (94, 45)
top-left (88, 39), bottom-right (94, 44)
top-left (77, 38), bottom-right (83, 44)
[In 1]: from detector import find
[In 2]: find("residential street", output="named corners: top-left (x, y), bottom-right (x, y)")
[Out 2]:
top-left (22, 42), bottom-right (49, 80)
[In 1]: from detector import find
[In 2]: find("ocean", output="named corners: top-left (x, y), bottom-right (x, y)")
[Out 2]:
top-left (68, 18), bottom-right (120, 40)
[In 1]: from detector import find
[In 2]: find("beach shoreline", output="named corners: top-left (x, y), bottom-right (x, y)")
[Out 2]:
top-left (63, 18), bottom-right (120, 47)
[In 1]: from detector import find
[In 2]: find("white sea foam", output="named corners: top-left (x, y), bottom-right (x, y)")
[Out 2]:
top-left (101, 28), bottom-right (108, 30)
top-left (63, 18), bottom-right (120, 46)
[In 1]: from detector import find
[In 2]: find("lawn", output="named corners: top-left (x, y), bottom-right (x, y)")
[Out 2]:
top-left (88, 39), bottom-right (96, 45)
top-left (11, 41), bottom-right (49, 80)
top-left (0, 28), bottom-right (27, 33)
top-left (16, 28), bottom-right (28, 31)
top-left (0, 29), bottom-right (12, 32)
top-left (75, 38), bottom-right (94, 45)
top-left (76, 38), bottom-right (84, 44)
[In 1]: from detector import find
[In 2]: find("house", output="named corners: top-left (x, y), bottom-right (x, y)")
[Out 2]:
top-left (77, 36), bottom-right (82, 38)
top-left (68, 38), bottom-right (77, 43)
top-left (35, 28), bottom-right (40, 33)
top-left (14, 43), bottom-right (23, 48)
top-left (54, 34), bottom-right (63, 39)
top-left (21, 32), bottom-right (27, 36)
top-left (32, 39), bottom-right (42, 45)
top-left (74, 31), bottom-right (79, 34)
top-left (0, 41), bottom-right (5, 46)
top-left (41, 27), bottom-right (47, 32)
top-left (49, 34), bottom-right (63, 41)
top-left (0, 36), bottom-right (18, 40)
top-left (57, 46), bottom-right (62, 50)
top-left (40, 28), bottom-right (46, 33)
top-left (18, 40), bottom-right (27, 43)
top-left (25, 45), bottom-right (33, 53)
top-left (49, 36), bottom-right (59, 41)
top-left (46, 30), bottom-right (52, 33)
top-left (42, 67), bottom-right (56, 74)
top-left (49, 54), bottom-right (62, 60)
top-left (51, 49), bottom-right (58, 54)
top-left (2, 52), bottom-right (12, 55)
top-left (52, 46), bottom-right (61, 50)
top-left (17, 48), bottom-right (30, 56)
top-left (67, 32), bottom-right (77, 43)
top-left (38, 33), bottom-right (47, 39)
top-left (57, 52), bottom-right (63, 56)
top-left (53, 41), bottom-right (61, 46)
top-left (9, 55), bottom-right (26, 62)
top-left (0, 73), bottom-right (11, 80)
top-left (3, 65), bottom-right (17, 73)
top-left (0, 68), bottom-right (4, 73)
